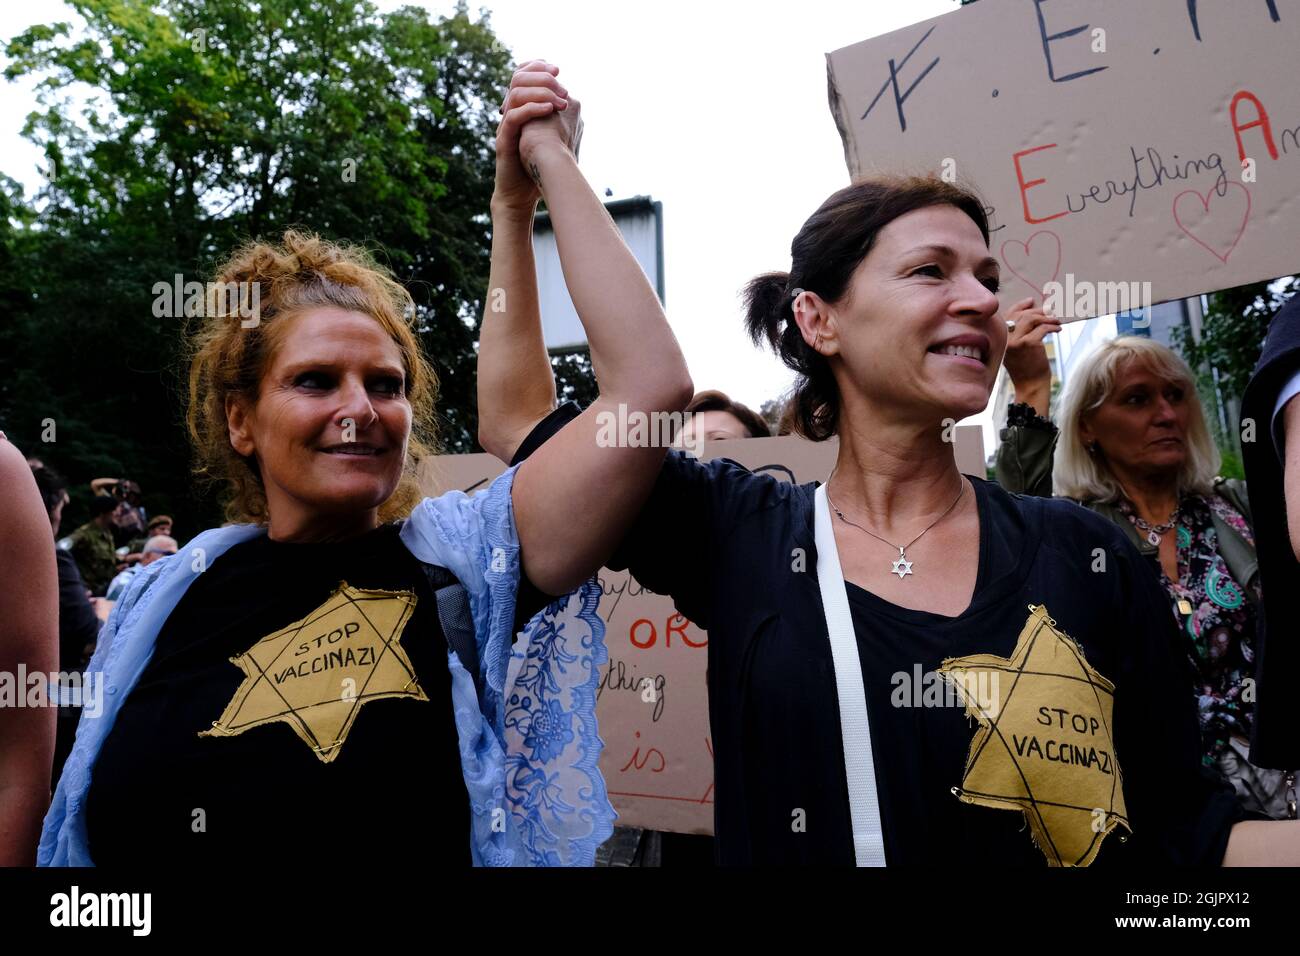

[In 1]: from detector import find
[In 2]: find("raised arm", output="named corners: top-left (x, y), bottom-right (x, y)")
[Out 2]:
top-left (477, 59), bottom-right (562, 463)
top-left (0, 439), bottom-right (57, 865)
top-left (1001, 297), bottom-right (1059, 419)
top-left (995, 297), bottom-right (1061, 496)
top-left (493, 63), bottom-right (693, 595)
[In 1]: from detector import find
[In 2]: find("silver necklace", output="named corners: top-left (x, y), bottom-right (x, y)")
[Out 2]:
top-left (826, 478), bottom-right (967, 579)
top-left (1131, 506), bottom-right (1181, 546)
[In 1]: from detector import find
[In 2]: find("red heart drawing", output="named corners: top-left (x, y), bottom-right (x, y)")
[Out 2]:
top-left (1000, 230), bottom-right (1062, 302)
top-left (1173, 183), bottom-right (1251, 263)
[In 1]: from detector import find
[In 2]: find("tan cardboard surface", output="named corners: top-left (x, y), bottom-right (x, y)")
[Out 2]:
top-left (827, 1), bottom-right (1300, 318)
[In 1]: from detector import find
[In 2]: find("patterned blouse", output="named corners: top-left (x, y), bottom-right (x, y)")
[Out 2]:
top-left (1120, 493), bottom-right (1260, 767)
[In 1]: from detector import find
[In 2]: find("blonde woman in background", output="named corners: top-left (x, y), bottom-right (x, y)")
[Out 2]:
top-left (998, 311), bottom-right (1293, 819)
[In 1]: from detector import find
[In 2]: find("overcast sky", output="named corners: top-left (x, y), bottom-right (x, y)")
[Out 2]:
top-left (2, 0), bottom-right (1010, 442)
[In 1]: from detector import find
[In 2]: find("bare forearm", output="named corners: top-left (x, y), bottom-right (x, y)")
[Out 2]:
top-left (0, 442), bottom-right (58, 864)
top-left (1014, 379), bottom-right (1051, 419)
top-left (511, 143), bottom-right (692, 596)
top-left (530, 144), bottom-right (690, 407)
top-left (0, 689), bottom-right (55, 867)
top-left (478, 202), bottom-right (558, 461)
top-left (0, 772), bottom-right (52, 865)
top-left (1222, 819), bottom-right (1300, 865)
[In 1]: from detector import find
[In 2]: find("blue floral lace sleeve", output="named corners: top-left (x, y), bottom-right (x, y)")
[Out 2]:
top-left (38, 470), bottom-right (613, 868)
top-left (399, 464), bottom-right (615, 866)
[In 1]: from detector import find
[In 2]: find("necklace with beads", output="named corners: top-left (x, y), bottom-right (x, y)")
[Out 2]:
top-left (1131, 507), bottom-right (1181, 547)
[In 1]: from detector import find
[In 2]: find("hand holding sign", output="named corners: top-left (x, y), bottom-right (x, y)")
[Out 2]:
top-left (1002, 297), bottom-right (1061, 417)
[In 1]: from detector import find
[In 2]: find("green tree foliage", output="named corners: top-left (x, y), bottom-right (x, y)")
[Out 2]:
top-left (551, 350), bottom-right (599, 409)
top-left (1174, 277), bottom-right (1298, 402)
top-left (1170, 276), bottom-right (1296, 479)
top-left (759, 398), bottom-right (784, 435)
top-left (0, 0), bottom-right (584, 533)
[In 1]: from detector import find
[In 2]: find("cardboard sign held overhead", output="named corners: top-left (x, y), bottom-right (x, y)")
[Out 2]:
top-left (826, 1), bottom-right (1300, 321)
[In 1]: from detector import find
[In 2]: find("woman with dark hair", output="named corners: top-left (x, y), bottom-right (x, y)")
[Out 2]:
top-left (481, 174), bottom-right (1300, 865)
top-left (681, 390), bottom-right (771, 442)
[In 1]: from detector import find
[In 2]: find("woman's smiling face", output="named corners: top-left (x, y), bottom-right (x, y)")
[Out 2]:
top-left (828, 204), bottom-right (1006, 423)
top-left (226, 307), bottom-right (412, 539)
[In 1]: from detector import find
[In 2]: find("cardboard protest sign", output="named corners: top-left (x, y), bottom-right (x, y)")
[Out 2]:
top-left (826, 1), bottom-right (1300, 321)
top-left (419, 427), bottom-right (984, 834)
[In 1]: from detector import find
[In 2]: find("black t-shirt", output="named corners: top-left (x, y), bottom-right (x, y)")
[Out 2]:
top-left (56, 548), bottom-right (100, 673)
top-left (87, 521), bottom-right (542, 866)
top-left (595, 444), bottom-right (1242, 866)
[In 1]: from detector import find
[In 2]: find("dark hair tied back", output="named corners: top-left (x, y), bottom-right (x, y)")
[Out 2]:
top-left (742, 174), bottom-right (990, 442)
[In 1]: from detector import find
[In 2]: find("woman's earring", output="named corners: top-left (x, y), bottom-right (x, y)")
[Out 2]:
top-left (1087, 441), bottom-right (1099, 455)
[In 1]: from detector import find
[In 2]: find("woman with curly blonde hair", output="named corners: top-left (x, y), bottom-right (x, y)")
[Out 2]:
top-left (183, 232), bottom-right (443, 528)
top-left (38, 60), bottom-right (693, 867)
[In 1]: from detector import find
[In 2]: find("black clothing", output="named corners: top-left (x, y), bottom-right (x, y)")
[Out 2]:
top-left (487, 388), bottom-right (1244, 867)
top-left (87, 523), bottom-right (507, 866)
top-left (1241, 291), bottom-right (1300, 768)
top-left (500, 403), bottom-right (1244, 864)
top-left (56, 549), bottom-right (100, 672)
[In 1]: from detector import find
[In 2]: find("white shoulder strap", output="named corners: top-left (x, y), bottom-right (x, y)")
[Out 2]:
top-left (814, 483), bottom-right (887, 866)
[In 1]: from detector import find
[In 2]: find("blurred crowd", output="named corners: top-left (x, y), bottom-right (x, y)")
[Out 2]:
top-left (24, 461), bottom-right (177, 783)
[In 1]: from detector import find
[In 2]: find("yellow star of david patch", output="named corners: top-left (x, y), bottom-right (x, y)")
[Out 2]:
top-left (200, 582), bottom-right (427, 763)
top-left (938, 604), bottom-right (1130, 866)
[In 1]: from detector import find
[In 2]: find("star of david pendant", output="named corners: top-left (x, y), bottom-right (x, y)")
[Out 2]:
top-left (891, 547), bottom-right (914, 579)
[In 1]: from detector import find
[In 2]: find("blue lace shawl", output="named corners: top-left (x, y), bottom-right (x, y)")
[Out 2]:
top-left (38, 465), bottom-right (615, 866)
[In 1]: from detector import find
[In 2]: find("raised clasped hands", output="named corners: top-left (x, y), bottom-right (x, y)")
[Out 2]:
top-left (492, 59), bottom-right (584, 215)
